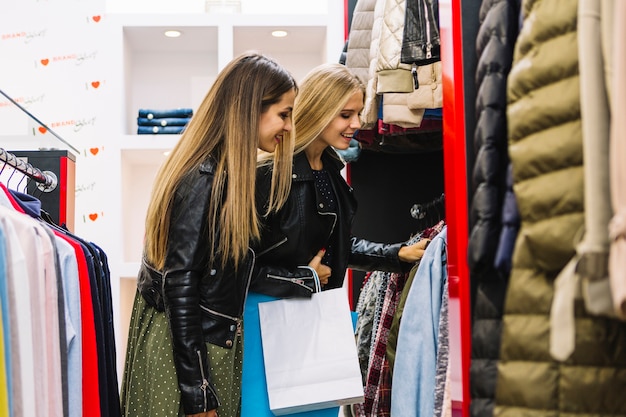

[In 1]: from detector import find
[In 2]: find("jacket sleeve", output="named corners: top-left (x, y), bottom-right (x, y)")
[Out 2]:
top-left (162, 167), bottom-right (220, 414)
top-left (348, 236), bottom-right (413, 273)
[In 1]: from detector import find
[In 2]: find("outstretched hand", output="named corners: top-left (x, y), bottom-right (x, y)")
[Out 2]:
top-left (308, 249), bottom-right (331, 286)
top-left (398, 238), bottom-right (430, 263)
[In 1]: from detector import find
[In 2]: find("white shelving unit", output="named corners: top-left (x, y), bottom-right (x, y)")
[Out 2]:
top-left (109, 4), bottom-right (345, 375)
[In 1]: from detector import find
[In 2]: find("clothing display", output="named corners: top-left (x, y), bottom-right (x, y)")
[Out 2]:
top-left (137, 125), bottom-right (186, 135)
top-left (137, 108), bottom-right (193, 119)
top-left (136, 117), bottom-right (191, 127)
top-left (351, 221), bottom-right (446, 417)
top-left (494, 1), bottom-right (626, 415)
top-left (390, 227), bottom-right (448, 417)
top-left (0, 180), bottom-right (119, 417)
top-left (136, 108), bottom-right (193, 134)
top-left (344, 0), bottom-right (443, 152)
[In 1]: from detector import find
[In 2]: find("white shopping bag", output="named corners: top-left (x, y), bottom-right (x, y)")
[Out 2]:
top-left (258, 288), bottom-right (365, 416)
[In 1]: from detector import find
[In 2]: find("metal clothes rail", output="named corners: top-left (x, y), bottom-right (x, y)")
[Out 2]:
top-left (0, 147), bottom-right (58, 192)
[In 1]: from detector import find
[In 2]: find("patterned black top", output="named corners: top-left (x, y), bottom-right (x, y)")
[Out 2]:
top-left (312, 168), bottom-right (337, 279)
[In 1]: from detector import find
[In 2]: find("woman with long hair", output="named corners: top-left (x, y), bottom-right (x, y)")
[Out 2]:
top-left (121, 52), bottom-right (297, 417)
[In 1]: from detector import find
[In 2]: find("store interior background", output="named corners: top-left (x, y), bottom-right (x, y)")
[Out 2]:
top-left (0, 0), bottom-right (447, 394)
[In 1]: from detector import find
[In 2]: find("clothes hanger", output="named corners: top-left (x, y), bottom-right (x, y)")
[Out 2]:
top-left (410, 193), bottom-right (445, 230)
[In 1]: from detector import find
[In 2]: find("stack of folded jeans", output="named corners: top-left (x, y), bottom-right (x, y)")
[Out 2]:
top-left (137, 108), bottom-right (193, 134)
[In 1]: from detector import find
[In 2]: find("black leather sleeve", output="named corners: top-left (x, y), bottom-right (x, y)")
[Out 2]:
top-left (348, 236), bottom-right (413, 273)
top-left (162, 166), bottom-right (220, 414)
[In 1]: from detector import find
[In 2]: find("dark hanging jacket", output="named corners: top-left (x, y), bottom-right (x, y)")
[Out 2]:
top-left (496, 0), bottom-right (626, 415)
top-left (467, 1), bottom-right (520, 415)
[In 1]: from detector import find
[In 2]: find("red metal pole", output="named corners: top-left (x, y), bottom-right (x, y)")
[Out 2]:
top-left (440, 0), bottom-right (471, 415)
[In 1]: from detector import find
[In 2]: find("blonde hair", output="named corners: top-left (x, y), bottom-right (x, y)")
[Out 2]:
top-left (292, 63), bottom-right (364, 155)
top-left (144, 52), bottom-right (297, 269)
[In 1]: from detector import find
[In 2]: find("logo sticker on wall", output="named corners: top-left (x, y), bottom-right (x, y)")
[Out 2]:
top-left (35, 50), bottom-right (99, 67)
top-left (1, 28), bottom-right (47, 44)
top-left (32, 125), bottom-right (47, 135)
top-left (83, 211), bottom-right (104, 223)
top-left (86, 80), bottom-right (105, 90)
top-left (84, 146), bottom-right (104, 157)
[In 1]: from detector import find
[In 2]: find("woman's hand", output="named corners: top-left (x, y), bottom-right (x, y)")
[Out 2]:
top-left (308, 249), bottom-right (331, 286)
top-left (398, 239), bottom-right (430, 263)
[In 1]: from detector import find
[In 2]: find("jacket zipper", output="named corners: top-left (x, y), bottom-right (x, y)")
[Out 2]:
top-left (256, 237), bottom-right (287, 257)
top-left (412, 65), bottom-right (419, 90)
top-left (196, 350), bottom-right (219, 411)
top-left (193, 250), bottom-right (253, 412)
top-left (423, 0), bottom-right (432, 59)
top-left (241, 248), bottom-right (255, 313)
top-left (199, 304), bottom-right (240, 322)
top-left (267, 274), bottom-right (316, 291)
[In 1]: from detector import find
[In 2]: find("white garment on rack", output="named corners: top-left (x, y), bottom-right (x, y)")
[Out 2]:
top-left (0, 204), bottom-right (64, 417)
top-left (0, 206), bottom-right (36, 417)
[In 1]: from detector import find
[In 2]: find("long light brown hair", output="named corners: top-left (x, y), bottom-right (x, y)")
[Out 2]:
top-left (144, 52), bottom-right (297, 269)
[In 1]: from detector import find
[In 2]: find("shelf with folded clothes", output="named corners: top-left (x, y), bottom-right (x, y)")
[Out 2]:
top-left (136, 108), bottom-right (193, 134)
top-left (113, 12), bottom-right (339, 135)
top-left (136, 125), bottom-right (185, 134)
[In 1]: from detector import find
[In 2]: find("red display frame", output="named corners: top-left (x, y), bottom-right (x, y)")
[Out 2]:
top-left (343, 1), bottom-right (471, 413)
top-left (440, 0), bottom-right (471, 415)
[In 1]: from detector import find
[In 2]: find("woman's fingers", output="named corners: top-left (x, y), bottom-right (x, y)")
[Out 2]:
top-left (308, 248), bottom-right (326, 268)
top-left (307, 248), bottom-right (330, 286)
top-left (317, 264), bottom-right (331, 285)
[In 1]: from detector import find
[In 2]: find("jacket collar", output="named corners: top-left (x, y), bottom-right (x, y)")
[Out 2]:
top-left (292, 148), bottom-right (345, 181)
top-left (199, 154), bottom-right (218, 174)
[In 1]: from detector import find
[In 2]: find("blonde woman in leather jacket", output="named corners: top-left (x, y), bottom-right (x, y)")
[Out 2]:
top-left (253, 63), bottom-right (427, 297)
top-left (121, 52), bottom-right (297, 417)
top-left (241, 63), bottom-right (427, 417)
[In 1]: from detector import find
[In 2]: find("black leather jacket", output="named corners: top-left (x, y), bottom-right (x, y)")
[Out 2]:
top-left (401, 0), bottom-right (441, 65)
top-left (251, 149), bottom-right (411, 298)
top-left (137, 156), bottom-right (254, 415)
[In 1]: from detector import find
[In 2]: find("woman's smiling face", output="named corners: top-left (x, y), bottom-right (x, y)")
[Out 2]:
top-left (317, 90), bottom-right (363, 151)
top-left (258, 88), bottom-right (296, 153)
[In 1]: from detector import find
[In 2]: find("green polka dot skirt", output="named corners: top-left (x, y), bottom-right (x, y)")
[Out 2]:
top-left (121, 290), bottom-right (243, 417)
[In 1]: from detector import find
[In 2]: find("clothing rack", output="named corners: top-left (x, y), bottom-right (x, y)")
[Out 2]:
top-left (0, 146), bottom-right (58, 192)
top-left (410, 193), bottom-right (445, 230)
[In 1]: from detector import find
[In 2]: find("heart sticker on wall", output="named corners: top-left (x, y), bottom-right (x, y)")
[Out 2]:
top-left (38, 126), bottom-right (47, 134)
top-left (89, 147), bottom-right (99, 155)
top-left (92, 16), bottom-right (101, 22)
top-left (91, 81), bottom-right (100, 88)
top-left (89, 213), bottom-right (98, 221)
top-left (40, 59), bottom-right (49, 66)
